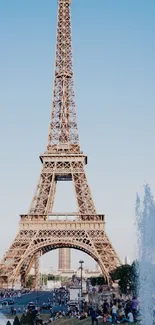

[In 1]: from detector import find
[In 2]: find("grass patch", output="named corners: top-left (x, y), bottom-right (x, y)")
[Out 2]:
top-left (4, 315), bottom-right (136, 325)
top-left (53, 319), bottom-right (136, 325)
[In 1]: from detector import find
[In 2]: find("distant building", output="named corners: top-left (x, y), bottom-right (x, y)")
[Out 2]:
top-left (46, 280), bottom-right (61, 290)
top-left (59, 267), bottom-right (101, 279)
top-left (40, 266), bottom-right (101, 279)
top-left (58, 248), bottom-right (71, 271)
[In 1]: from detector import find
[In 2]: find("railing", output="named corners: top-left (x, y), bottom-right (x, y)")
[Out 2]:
top-left (20, 214), bottom-right (105, 222)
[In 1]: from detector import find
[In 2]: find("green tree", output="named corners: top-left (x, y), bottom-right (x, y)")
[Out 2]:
top-left (6, 322), bottom-right (12, 325)
top-left (20, 313), bottom-right (27, 325)
top-left (55, 275), bottom-right (61, 281)
top-left (25, 311), bottom-right (35, 325)
top-left (47, 275), bottom-right (55, 281)
top-left (42, 273), bottom-right (48, 285)
top-left (97, 276), bottom-right (106, 285)
top-left (110, 262), bottom-right (138, 295)
top-left (90, 277), bottom-right (97, 286)
top-left (26, 275), bottom-right (34, 289)
top-left (20, 313), bottom-right (29, 325)
top-left (20, 311), bottom-right (35, 325)
top-left (13, 316), bottom-right (21, 325)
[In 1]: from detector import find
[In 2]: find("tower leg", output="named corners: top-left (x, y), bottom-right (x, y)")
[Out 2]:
top-left (34, 251), bottom-right (40, 290)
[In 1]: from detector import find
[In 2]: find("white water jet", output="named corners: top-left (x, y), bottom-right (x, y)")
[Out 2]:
top-left (136, 184), bottom-right (155, 325)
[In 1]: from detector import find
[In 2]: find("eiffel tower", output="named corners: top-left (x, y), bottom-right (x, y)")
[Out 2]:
top-left (0, 0), bottom-right (120, 288)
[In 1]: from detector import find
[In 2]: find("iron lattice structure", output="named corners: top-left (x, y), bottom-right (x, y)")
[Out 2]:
top-left (0, 0), bottom-right (121, 288)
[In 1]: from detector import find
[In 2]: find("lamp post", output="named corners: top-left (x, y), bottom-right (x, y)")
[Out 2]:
top-left (79, 260), bottom-right (84, 311)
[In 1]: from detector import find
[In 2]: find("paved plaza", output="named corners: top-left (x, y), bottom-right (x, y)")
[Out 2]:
top-left (1, 290), bottom-right (67, 316)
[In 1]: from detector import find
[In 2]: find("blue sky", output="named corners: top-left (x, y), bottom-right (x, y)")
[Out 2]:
top-left (0, 0), bottom-right (155, 271)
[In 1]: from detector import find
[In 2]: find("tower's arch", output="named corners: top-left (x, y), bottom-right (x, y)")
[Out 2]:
top-left (12, 238), bottom-right (111, 285)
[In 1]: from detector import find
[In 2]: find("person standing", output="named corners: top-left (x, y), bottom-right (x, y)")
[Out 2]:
top-left (90, 308), bottom-right (98, 325)
top-left (131, 296), bottom-right (138, 321)
top-left (112, 302), bottom-right (117, 325)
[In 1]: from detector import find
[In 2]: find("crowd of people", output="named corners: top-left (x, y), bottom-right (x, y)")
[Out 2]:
top-left (35, 309), bottom-right (88, 325)
top-left (89, 296), bottom-right (138, 324)
top-left (44, 295), bottom-right (138, 324)
top-left (0, 286), bottom-right (139, 324)
top-left (49, 288), bottom-right (69, 307)
top-left (0, 289), bottom-right (29, 300)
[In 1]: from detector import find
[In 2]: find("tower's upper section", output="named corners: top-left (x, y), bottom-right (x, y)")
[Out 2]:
top-left (46, 0), bottom-right (80, 154)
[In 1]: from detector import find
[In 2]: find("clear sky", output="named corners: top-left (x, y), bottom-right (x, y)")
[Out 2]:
top-left (0, 0), bottom-right (155, 271)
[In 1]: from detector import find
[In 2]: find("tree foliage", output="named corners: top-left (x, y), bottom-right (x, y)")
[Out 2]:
top-left (20, 311), bottom-right (35, 325)
top-left (47, 274), bottom-right (61, 281)
top-left (20, 313), bottom-right (27, 325)
top-left (110, 261), bottom-right (138, 295)
top-left (13, 316), bottom-right (21, 325)
top-left (97, 276), bottom-right (106, 285)
top-left (90, 276), bottom-right (106, 286)
top-left (42, 274), bottom-right (48, 285)
top-left (26, 275), bottom-right (34, 289)
top-left (90, 277), bottom-right (97, 286)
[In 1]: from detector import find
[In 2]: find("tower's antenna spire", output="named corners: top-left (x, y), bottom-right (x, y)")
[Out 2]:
top-left (47, 0), bottom-right (79, 154)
